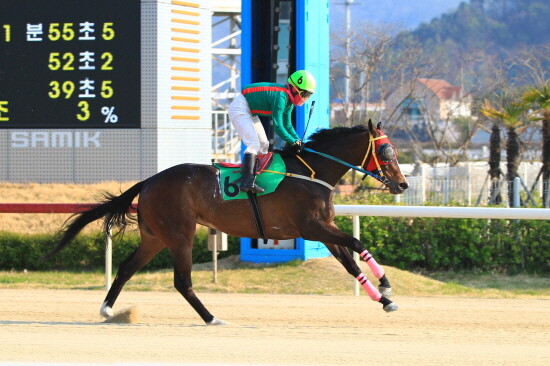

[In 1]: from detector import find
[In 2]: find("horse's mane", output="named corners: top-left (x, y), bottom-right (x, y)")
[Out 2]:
top-left (278, 125), bottom-right (369, 155)
top-left (307, 125), bottom-right (369, 148)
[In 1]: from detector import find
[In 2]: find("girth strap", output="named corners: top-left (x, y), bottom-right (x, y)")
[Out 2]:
top-left (246, 192), bottom-right (266, 240)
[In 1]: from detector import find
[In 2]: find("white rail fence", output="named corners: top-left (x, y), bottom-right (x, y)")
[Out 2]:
top-left (334, 205), bottom-right (550, 220)
top-left (4, 202), bottom-right (547, 292)
top-left (335, 203), bottom-right (550, 295)
top-left (400, 162), bottom-right (544, 206)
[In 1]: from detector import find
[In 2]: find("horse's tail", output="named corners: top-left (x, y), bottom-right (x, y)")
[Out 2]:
top-left (42, 181), bottom-right (145, 261)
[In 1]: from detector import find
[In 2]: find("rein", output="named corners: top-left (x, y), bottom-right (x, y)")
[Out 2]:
top-left (302, 134), bottom-right (391, 185)
top-left (260, 133), bottom-right (392, 190)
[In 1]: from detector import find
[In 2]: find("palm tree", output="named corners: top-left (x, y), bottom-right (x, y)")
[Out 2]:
top-left (481, 100), bottom-right (528, 206)
top-left (487, 122), bottom-right (503, 204)
top-left (522, 84), bottom-right (550, 207)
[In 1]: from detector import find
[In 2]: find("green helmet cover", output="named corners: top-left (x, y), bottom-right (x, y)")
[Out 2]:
top-left (288, 70), bottom-right (316, 93)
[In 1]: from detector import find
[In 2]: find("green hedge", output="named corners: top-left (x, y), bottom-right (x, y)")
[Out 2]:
top-left (1, 217), bottom-right (548, 273)
top-left (0, 229), bottom-right (240, 271)
top-left (334, 216), bottom-right (550, 274)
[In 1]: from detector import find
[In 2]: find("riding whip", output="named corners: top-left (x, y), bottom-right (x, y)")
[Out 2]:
top-left (301, 100), bottom-right (316, 140)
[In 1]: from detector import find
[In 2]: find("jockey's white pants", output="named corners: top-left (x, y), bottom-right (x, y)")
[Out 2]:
top-left (228, 93), bottom-right (269, 155)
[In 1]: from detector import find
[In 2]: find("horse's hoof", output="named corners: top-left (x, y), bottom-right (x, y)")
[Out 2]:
top-left (206, 317), bottom-right (228, 326)
top-left (379, 286), bottom-right (392, 298)
top-left (100, 301), bottom-right (114, 319)
top-left (383, 303), bottom-right (399, 313)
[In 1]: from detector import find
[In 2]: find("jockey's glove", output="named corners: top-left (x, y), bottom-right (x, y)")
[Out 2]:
top-left (292, 140), bottom-right (304, 154)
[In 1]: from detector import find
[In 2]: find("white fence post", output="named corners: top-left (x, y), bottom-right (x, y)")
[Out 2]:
top-left (467, 163), bottom-right (472, 206)
top-left (443, 167), bottom-right (450, 204)
top-left (420, 165), bottom-right (427, 204)
top-left (208, 228), bottom-right (219, 283)
top-left (513, 177), bottom-right (521, 208)
top-left (542, 179), bottom-right (550, 208)
top-left (393, 193), bottom-right (400, 204)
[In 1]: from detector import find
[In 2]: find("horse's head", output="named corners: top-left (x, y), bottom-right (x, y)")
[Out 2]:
top-left (301, 121), bottom-right (408, 194)
top-left (362, 120), bottom-right (409, 194)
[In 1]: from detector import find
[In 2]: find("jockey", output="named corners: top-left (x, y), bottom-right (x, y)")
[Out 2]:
top-left (228, 69), bottom-right (316, 193)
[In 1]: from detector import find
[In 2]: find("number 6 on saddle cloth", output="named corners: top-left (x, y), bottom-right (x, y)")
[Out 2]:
top-left (214, 152), bottom-right (336, 200)
top-left (214, 152), bottom-right (284, 200)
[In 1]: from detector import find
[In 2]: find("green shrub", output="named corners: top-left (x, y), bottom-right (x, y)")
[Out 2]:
top-left (0, 229), bottom-right (240, 271)
top-left (334, 216), bottom-right (550, 274)
top-left (1, 217), bottom-right (548, 274)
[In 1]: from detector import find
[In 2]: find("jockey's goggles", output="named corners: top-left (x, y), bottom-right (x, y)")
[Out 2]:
top-left (291, 84), bottom-right (313, 99)
top-left (298, 89), bottom-right (313, 99)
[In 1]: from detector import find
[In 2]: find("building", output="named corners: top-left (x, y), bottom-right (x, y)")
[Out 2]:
top-left (383, 78), bottom-right (472, 143)
top-left (385, 78), bottom-right (472, 122)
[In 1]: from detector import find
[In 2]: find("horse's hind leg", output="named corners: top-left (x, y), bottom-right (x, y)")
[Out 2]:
top-left (166, 227), bottom-right (225, 326)
top-left (100, 234), bottom-right (164, 318)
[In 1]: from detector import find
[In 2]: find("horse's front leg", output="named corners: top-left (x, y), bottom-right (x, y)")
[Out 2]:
top-left (357, 247), bottom-right (393, 298)
top-left (324, 243), bottom-right (397, 312)
top-left (303, 222), bottom-right (398, 312)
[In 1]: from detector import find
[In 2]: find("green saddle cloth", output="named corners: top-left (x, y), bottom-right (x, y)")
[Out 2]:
top-left (213, 154), bottom-right (286, 200)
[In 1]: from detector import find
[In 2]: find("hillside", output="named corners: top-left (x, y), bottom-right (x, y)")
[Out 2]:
top-left (329, 0), bottom-right (464, 30)
top-left (404, 0), bottom-right (550, 87)
top-left (411, 0), bottom-right (550, 51)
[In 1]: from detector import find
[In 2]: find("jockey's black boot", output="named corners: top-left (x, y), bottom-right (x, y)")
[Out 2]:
top-left (240, 153), bottom-right (265, 194)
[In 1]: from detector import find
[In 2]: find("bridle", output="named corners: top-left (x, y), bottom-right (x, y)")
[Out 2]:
top-left (359, 133), bottom-right (398, 182)
top-left (302, 131), bottom-right (397, 186)
top-left (261, 130), bottom-right (398, 190)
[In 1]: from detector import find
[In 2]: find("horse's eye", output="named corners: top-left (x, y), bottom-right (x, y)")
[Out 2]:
top-left (377, 143), bottom-right (396, 163)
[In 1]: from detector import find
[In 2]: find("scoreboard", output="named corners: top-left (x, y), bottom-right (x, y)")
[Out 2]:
top-left (0, 0), bottom-right (212, 183)
top-left (0, 0), bottom-right (141, 128)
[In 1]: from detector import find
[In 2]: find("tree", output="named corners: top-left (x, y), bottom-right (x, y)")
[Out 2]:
top-left (330, 23), bottom-right (437, 128)
top-left (481, 100), bottom-right (529, 206)
top-left (330, 23), bottom-right (401, 126)
top-left (522, 84), bottom-right (550, 206)
top-left (488, 122), bottom-right (503, 204)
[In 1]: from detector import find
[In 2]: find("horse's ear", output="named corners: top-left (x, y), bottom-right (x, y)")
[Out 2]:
top-left (377, 121), bottom-right (382, 130)
top-left (367, 119), bottom-right (375, 133)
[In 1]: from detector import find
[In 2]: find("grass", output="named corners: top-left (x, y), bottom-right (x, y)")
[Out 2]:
top-left (1, 257), bottom-right (549, 299)
top-left (1, 182), bottom-right (548, 299)
top-left (426, 271), bottom-right (550, 297)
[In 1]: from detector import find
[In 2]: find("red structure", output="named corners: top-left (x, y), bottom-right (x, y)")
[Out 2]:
top-left (0, 203), bottom-right (137, 214)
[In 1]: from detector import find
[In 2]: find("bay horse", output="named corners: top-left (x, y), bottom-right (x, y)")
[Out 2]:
top-left (46, 120), bottom-right (409, 325)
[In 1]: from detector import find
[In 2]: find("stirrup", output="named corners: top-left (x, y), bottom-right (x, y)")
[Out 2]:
top-left (252, 183), bottom-right (265, 193)
top-left (240, 184), bottom-right (253, 193)
top-left (240, 182), bottom-right (264, 194)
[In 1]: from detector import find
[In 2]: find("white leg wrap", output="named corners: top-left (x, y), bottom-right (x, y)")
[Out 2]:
top-left (206, 317), bottom-right (227, 326)
top-left (100, 301), bottom-right (114, 318)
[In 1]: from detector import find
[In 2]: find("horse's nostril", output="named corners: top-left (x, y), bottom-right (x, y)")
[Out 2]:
top-left (400, 182), bottom-right (409, 190)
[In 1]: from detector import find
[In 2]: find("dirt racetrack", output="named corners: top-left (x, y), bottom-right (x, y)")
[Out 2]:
top-left (0, 288), bottom-right (549, 366)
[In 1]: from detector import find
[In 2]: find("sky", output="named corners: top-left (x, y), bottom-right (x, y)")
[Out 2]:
top-left (213, 1), bottom-right (467, 87)
top-left (329, 0), bottom-right (465, 31)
